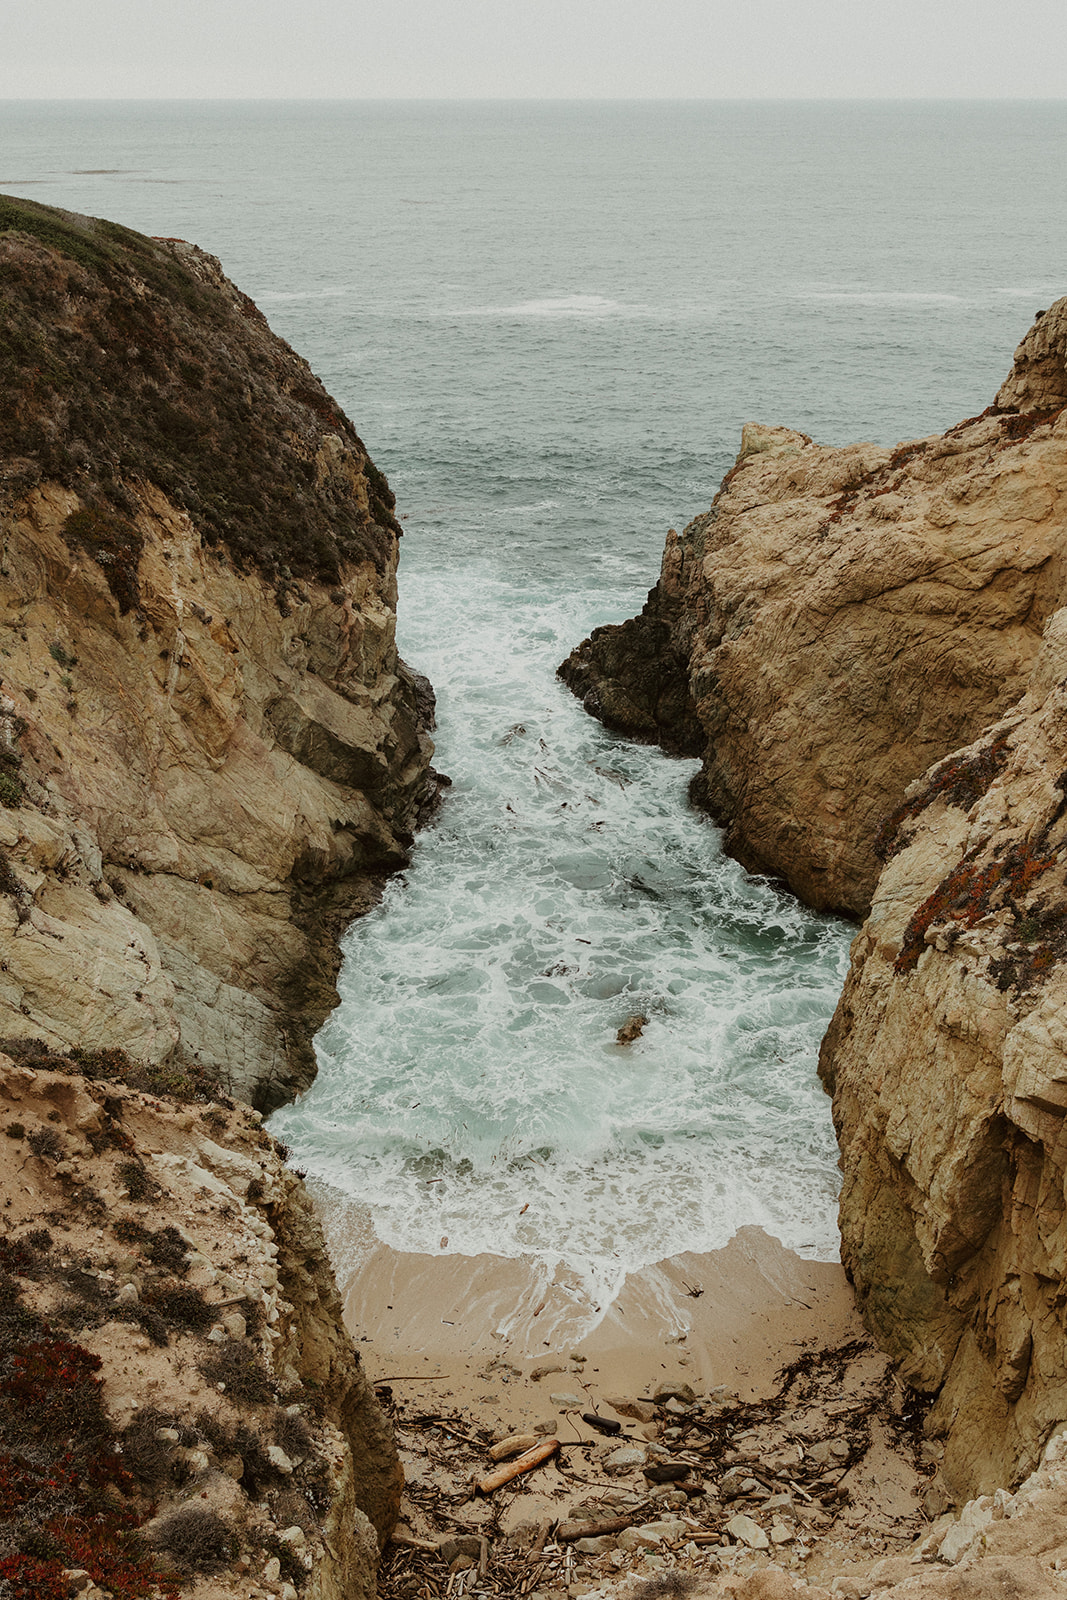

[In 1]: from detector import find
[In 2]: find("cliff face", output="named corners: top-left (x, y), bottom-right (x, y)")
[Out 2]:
top-left (559, 323), bottom-right (1067, 918)
top-left (815, 311), bottom-right (1067, 1498)
top-left (562, 301), bottom-right (1067, 1497)
top-left (819, 602), bottom-right (1067, 1500)
top-left (0, 197), bottom-right (438, 1112)
top-left (0, 196), bottom-right (423, 1585)
top-left (0, 1048), bottom-right (399, 1598)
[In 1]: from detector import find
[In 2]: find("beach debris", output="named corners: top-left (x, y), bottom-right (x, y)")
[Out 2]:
top-left (488, 1432), bottom-right (541, 1462)
top-left (530, 1361), bottom-right (566, 1380)
top-left (549, 1391), bottom-right (585, 1408)
top-left (653, 1380), bottom-right (696, 1405)
top-left (726, 1512), bottom-right (771, 1549)
top-left (616, 1013), bottom-right (648, 1044)
top-left (644, 1461), bottom-right (692, 1483)
top-left (605, 1394), bottom-right (657, 1423)
top-left (475, 1436), bottom-right (560, 1495)
top-left (557, 1514), bottom-right (638, 1542)
top-left (581, 1411), bottom-right (622, 1435)
top-left (376, 1335), bottom-right (934, 1600)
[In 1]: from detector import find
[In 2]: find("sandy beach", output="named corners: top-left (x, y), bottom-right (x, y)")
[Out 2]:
top-left (313, 1187), bottom-right (863, 1437)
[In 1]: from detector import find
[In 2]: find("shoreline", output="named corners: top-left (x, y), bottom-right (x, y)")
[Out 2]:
top-left (320, 1210), bottom-right (863, 1431)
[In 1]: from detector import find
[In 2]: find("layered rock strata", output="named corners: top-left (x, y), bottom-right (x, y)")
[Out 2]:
top-left (560, 311), bottom-right (1067, 917)
top-left (0, 196), bottom-right (437, 1111)
top-left (0, 195), bottom-right (428, 1585)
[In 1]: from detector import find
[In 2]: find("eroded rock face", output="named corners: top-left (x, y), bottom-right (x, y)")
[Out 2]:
top-left (0, 1050), bottom-right (400, 1596)
top-left (560, 386), bottom-right (1067, 918)
top-left (562, 301), bottom-right (1067, 1498)
top-left (820, 607), bottom-right (1067, 1498)
top-left (0, 199), bottom-right (437, 1110)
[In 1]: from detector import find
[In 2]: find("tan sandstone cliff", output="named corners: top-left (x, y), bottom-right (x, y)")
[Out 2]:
top-left (562, 301), bottom-right (1067, 1499)
top-left (560, 306), bottom-right (1067, 919)
top-left (0, 196), bottom-right (439, 1112)
top-left (0, 197), bottom-right (418, 1592)
top-left (0, 1047), bottom-right (401, 1598)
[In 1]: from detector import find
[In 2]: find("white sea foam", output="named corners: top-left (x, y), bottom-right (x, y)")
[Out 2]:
top-left (271, 562), bottom-right (852, 1305)
top-left (458, 294), bottom-right (637, 319)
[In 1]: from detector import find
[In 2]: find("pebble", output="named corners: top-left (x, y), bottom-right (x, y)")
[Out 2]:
top-left (652, 1380), bottom-right (696, 1405)
top-left (726, 1513), bottom-right (770, 1550)
top-left (267, 1445), bottom-right (294, 1474)
top-left (606, 1446), bottom-right (646, 1469)
top-left (263, 1557), bottom-right (281, 1582)
top-left (604, 1395), bottom-right (656, 1424)
top-left (549, 1392), bottom-right (585, 1409)
top-left (279, 1526), bottom-right (305, 1547)
top-left (529, 1362), bottom-right (566, 1381)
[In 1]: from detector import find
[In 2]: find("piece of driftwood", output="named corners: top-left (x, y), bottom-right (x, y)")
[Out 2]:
top-left (476, 1438), bottom-right (559, 1494)
top-left (488, 1432), bottom-right (540, 1462)
top-left (388, 1531), bottom-right (439, 1552)
top-left (556, 1515), bottom-right (636, 1543)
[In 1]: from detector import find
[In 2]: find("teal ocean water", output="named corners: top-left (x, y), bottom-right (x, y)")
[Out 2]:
top-left (5, 101), bottom-right (1066, 1306)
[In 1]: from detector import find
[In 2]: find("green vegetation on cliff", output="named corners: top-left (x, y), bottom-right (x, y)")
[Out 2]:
top-left (0, 194), bottom-right (400, 600)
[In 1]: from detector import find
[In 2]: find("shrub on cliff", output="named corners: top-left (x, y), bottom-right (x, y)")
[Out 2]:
top-left (0, 194), bottom-right (401, 599)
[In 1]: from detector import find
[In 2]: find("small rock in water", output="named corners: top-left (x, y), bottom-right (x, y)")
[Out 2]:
top-left (615, 1015), bottom-right (648, 1045)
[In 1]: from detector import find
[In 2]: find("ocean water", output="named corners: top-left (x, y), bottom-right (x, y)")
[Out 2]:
top-left (4, 100), bottom-right (1067, 1308)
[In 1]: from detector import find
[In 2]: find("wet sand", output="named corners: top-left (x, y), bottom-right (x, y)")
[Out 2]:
top-left (315, 1200), bottom-right (862, 1433)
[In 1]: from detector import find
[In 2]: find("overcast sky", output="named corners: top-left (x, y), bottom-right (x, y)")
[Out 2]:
top-left (5, 0), bottom-right (1067, 100)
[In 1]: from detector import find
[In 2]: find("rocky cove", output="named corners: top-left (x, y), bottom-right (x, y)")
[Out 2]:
top-left (2, 192), bottom-right (1067, 1600)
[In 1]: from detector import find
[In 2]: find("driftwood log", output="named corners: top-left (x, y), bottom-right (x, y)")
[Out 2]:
top-left (475, 1438), bottom-right (560, 1494)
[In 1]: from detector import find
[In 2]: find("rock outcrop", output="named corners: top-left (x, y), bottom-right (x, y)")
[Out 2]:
top-left (819, 596), bottom-right (1067, 1500)
top-left (0, 195), bottom-right (429, 1588)
top-left (0, 1046), bottom-right (400, 1598)
top-left (0, 196), bottom-right (438, 1111)
top-left (563, 301), bottom-right (1067, 1498)
top-left (560, 323), bottom-right (1067, 917)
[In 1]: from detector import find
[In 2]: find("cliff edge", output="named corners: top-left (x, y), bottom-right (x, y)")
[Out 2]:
top-left (0, 197), bottom-right (421, 1591)
top-left (559, 307), bottom-right (1067, 919)
top-left (0, 196), bottom-right (438, 1112)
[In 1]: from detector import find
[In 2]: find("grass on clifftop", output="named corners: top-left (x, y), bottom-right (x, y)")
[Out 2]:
top-left (0, 194), bottom-right (401, 604)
